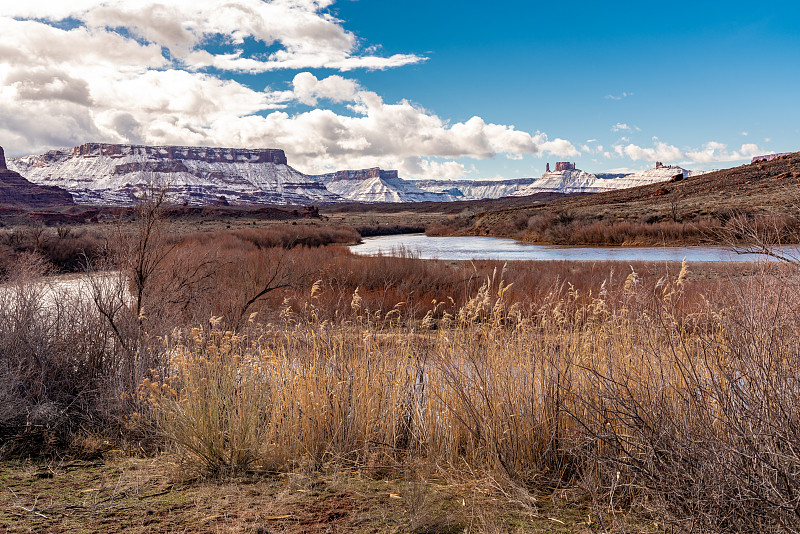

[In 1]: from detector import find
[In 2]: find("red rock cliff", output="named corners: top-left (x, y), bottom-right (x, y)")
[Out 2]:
top-left (0, 145), bottom-right (74, 207)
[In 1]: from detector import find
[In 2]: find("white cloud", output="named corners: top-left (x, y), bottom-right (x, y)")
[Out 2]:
top-left (2, 1), bottom-right (426, 73)
top-left (203, 92), bottom-right (578, 177)
top-left (415, 159), bottom-right (469, 180)
top-left (292, 72), bottom-right (360, 105)
top-left (605, 91), bottom-right (632, 100)
top-left (581, 143), bottom-right (604, 154)
top-left (0, 5), bottom-right (581, 179)
top-left (610, 138), bottom-right (765, 166)
top-left (611, 123), bottom-right (631, 132)
top-left (614, 139), bottom-right (683, 162)
top-left (539, 138), bottom-right (579, 157)
top-left (740, 131), bottom-right (749, 136)
top-left (685, 142), bottom-right (762, 164)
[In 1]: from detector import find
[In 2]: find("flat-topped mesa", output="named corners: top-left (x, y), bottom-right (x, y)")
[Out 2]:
top-left (8, 142), bottom-right (343, 205)
top-left (326, 167), bottom-right (399, 182)
top-left (70, 143), bottom-right (288, 165)
top-left (0, 145), bottom-right (6, 169)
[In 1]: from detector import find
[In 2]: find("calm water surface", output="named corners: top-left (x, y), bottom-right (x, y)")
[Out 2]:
top-left (349, 234), bottom-right (779, 262)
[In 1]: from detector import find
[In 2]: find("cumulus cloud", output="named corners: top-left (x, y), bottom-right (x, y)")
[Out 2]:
top-left (685, 142), bottom-right (762, 164)
top-left (2, 0), bottom-right (425, 72)
top-left (614, 139), bottom-right (683, 162)
top-left (0, 2), bottom-right (580, 178)
top-left (611, 138), bottom-right (765, 166)
top-left (611, 123), bottom-right (631, 132)
top-left (204, 91), bottom-right (578, 176)
top-left (539, 138), bottom-right (580, 157)
top-left (413, 159), bottom-right (469, 180)
top-left (581, 143), bottom-right (604, 154)
top-left (292, 72), bottom-right (360, 105)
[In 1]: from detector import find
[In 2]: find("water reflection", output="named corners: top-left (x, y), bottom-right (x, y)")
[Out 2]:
top-left (349, 234), bottom-right (783, 262)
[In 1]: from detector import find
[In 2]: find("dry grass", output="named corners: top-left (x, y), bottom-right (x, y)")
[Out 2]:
top-left (135, 256), bottom-right (800, 533)
top-left (3, 207), bottom-right (800, 532)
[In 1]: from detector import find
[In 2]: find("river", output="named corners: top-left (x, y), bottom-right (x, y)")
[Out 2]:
top-left (349, 234), bottom-right (788, 262)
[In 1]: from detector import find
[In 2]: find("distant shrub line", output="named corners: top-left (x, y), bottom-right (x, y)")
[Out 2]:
top-left (429, 209), bottom-right (800, 247)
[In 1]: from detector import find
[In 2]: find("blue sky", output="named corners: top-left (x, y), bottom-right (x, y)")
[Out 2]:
top-left (1, 0), bottom-right (799, 179)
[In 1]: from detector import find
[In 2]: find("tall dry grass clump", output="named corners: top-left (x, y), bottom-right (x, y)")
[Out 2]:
top-left (143, 322), bottom-right (274, 474)
top-left (561, 262), bottom-right (800, 533)
top-left (145, 271), bottom-right (592, 483)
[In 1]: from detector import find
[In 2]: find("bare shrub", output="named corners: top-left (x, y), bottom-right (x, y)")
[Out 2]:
top-left (568, 262), bottom-right (800, 533)
top-left (0, 253), bottom-right (114, 456)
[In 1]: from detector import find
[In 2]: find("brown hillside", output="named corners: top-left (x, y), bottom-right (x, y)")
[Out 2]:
top-left (434, 152), bottom-right (800, 245)
top-left (0, 146), bottom-right (74, 209)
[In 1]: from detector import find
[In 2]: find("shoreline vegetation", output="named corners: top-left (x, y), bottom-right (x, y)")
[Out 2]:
top-left (3, 194), bottom-right (800, 532)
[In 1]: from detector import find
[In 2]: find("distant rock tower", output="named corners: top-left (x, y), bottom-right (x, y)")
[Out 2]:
top-left (0, 145), bottom-right (6, 169)
top-left (546, 162), bottom-right (551, 172)
top-left (555, 162), bottom-right (576, 171)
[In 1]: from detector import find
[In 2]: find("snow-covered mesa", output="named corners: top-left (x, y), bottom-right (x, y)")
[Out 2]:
top-left (7, 144), bottom-right (700, 205)
top-left (8, 143), bottom-right (339, 205)
top-left (312, 169), bottom-right (450, 203)
top-left (411, 178), bottom-right (536, 200)
top-left (511, 164), bottom-right (701, 197)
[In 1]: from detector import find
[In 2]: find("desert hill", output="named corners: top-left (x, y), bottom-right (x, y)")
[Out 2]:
top-left (0, 145), bottom-right (74, 209)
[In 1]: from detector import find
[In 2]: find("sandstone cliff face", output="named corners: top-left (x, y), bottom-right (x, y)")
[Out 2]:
top-left (318, 168), bottom-right (400, 182)
top-left (513, 163), bottom-right (698, 197)
top-left (70, 143), bottom-right (288, 165)
top-left (0, 145), bottom-right (74, 208)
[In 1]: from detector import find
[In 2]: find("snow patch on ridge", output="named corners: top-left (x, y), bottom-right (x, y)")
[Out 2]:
top-left (311, 168), bottom-right (452, 203)
top-left (513, 165), bottom-right (698, 196)
top-left (412, 178), bottom-right (536, 200)
top-left (7, 143), bottom-right (705, 205)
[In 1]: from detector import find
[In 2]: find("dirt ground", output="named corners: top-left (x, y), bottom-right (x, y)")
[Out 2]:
top-left (0, 456), bottom-right (659, 533)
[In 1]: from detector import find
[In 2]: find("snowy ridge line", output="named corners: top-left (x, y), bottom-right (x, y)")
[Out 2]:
top-left (8, 143), bottom-right (700, 205)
